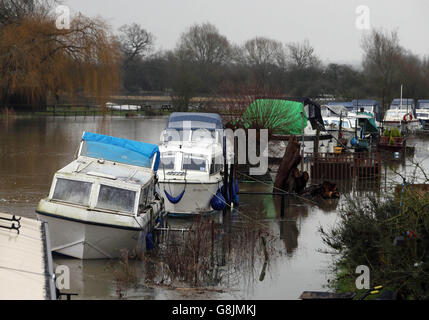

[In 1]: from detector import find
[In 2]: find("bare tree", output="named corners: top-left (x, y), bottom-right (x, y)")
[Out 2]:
top-left (118, 23), bottom-right (154, 65)
top-left (240, 37), bottom-right (284, 68)
top-left (0, 0), bottom-right (54, 25)
top-left (177, 22), bottom-right (231, 66)
top-left (238, 37), bottom-right (286, 88)
top-left (287, 39), bottom-right (320, 70)
top-left (361, 29), bottom-right (403, 111)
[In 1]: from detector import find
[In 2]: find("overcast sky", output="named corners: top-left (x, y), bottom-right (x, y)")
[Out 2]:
top-left (64, 0), bottom-right (429, 66)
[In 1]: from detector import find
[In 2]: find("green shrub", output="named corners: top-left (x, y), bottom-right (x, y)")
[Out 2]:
top-left (391, 127), bottom-right (401, 138)
top-left (320, 190), bottom-right (429, 299)
top-left (383, 128), bottom-right (391, 137)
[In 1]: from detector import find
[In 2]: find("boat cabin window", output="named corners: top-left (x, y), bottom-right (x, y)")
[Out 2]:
top-left (160, 153), bottom-right (175, 170)
top-left (418, 103), bottom-right (429, 109)
top-left (182, 154), bottom-right (207, 172)
top-left (52, 178), bottom-right (92, 206)
top-left (140, 186), bottom-right (149, 207)
top-left (324, 120), bottom-right (350, 129)
top-left (96, 185), bottom-right (136, 213)
top-left (139, 182), bottom-right (154, 209)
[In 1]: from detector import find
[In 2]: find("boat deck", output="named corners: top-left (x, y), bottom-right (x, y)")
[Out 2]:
top-left (0, 213), bottom-right (56, 300)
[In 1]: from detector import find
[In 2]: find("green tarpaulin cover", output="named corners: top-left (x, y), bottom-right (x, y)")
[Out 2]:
top-left (357, 112), bottom-right (379, 133)
top-left (241, 99), bottom-right (309, 135)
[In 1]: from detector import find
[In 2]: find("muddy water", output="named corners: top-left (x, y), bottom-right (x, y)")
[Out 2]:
top-left (0, 116), bottom-right (428, 300)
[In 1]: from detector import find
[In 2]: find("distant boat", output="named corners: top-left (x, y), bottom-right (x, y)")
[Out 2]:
top-left (383, 109), bottom-right (420, 131)
top-left (105, 102), bottom-right (141, 111)
top-left (158, 112), bottom-right (235, 216)
top-left (389, 98), bottom-right (415, 112)
top-left (350, 100), bottom-right (382, 123)
top-left (416, 100), bottom-right (429, 129)
top-left (36, 132), bottom-right (164, 259)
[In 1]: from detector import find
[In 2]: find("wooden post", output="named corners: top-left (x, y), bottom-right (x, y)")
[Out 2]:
top-left (280, 193), bottom-right (285, 218)
top-left (223, 135), bottom-right (228, 215)
top-left (229, 164), bottom-right (234, 206)
top-left (314, 126), bottom-right (320, 155)
top-left (211, 220), bottom-right (215, 267)
top-left (301, 111), bottom-right (305, 172)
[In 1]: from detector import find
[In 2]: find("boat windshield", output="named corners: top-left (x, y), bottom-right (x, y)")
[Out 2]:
top-left (417, 103), bottom-right (429, 109)
top-left (96, 185), bottom-right (136, 214)
top-left (417, 112), bottom-right (429, 118)
top-left (358, 106), bottom-right (374, 113)
top-left (182, 154), bottom-right (207, 172)
top-left (162, 129), bottom-right (217, 143)
top-left (324, 120), bottom-right (351, 129)
top-left (52, 178), bottom-right (92, 206)
top-left (160, 153), bottom-right (175, 170)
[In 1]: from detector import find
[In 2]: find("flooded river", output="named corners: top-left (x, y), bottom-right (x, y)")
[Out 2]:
top-left (1, 115), bottom-right (428, 299)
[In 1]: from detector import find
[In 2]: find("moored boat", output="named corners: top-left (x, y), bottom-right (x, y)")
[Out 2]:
top-left (36, 132), bottom-right (164, 259)
top-left (158, 113), bottom-right (235, 216)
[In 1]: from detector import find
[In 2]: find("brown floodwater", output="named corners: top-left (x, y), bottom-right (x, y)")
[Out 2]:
top-left (0, 115), bottom-right (428, 300)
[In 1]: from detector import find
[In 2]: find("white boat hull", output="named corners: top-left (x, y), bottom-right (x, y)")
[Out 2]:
top-left (159, 181), bottom-right (221, 215)
top-left (36, 200), bottom-right (161, 259)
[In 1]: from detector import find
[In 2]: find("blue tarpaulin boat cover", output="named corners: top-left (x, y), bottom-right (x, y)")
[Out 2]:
top-left (166, 112), bottom-right (223, 130)
top-left (81, 132), bottom-right (160, 171)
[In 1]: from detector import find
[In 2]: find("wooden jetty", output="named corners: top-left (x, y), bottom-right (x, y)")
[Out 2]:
top-left (0, 213), bottom-right (56, 300)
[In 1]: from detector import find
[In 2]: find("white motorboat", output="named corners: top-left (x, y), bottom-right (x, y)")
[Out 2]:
top-left (158, 113), bottom-right (235, 216)
top-left (323, 115), bottom-right (355, 144)
top-left (383, 109), bottom-right (420, 131)
top-left (36, 132), bottom-right (164, 259)
top-left (416, 100), bottom-right (429, 129)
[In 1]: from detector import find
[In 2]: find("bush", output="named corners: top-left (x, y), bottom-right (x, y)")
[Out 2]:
top-left (391, 127), bottom-right (401, 138)
top-left (320, 189), bottom-right (429, 299)
top-left (383, 128), bottom-right (391, 137)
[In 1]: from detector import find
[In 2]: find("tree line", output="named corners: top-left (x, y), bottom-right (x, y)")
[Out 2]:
top-left (118, 23), bottom-right (429, 112)
top-left (1, 1), bottom-right (429, 112)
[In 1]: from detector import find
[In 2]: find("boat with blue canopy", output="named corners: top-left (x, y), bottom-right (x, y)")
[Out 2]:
top-left (36, 132), bottom-right (164, 259)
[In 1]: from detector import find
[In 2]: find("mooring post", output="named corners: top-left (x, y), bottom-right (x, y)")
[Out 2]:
top-left (229, 163), bottom-right (234, 207)
top-left (314, 126), bottom-right (320, 154)
top-left (301, 112), bottom-right (305, 172)
top-left (280, 193), bottom-right (285, 218)
top-left (211, 220), bottom-right (215, 267)
top-left (223, 135), bottom-right (228, 215)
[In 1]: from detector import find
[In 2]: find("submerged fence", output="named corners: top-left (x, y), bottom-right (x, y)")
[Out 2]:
top-left (303, 151), bottom-right (382, 183)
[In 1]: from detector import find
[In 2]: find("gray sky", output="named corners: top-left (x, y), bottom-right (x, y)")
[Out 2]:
top-left (65, 0), bottom-right (429, 66)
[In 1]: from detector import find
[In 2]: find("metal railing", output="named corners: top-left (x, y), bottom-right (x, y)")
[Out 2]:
top-left (304, 151), bottom-right (382, 182)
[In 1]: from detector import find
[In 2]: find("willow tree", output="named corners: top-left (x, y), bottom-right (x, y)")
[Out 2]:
top-left (0, 4), bottom-right (121, 110)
